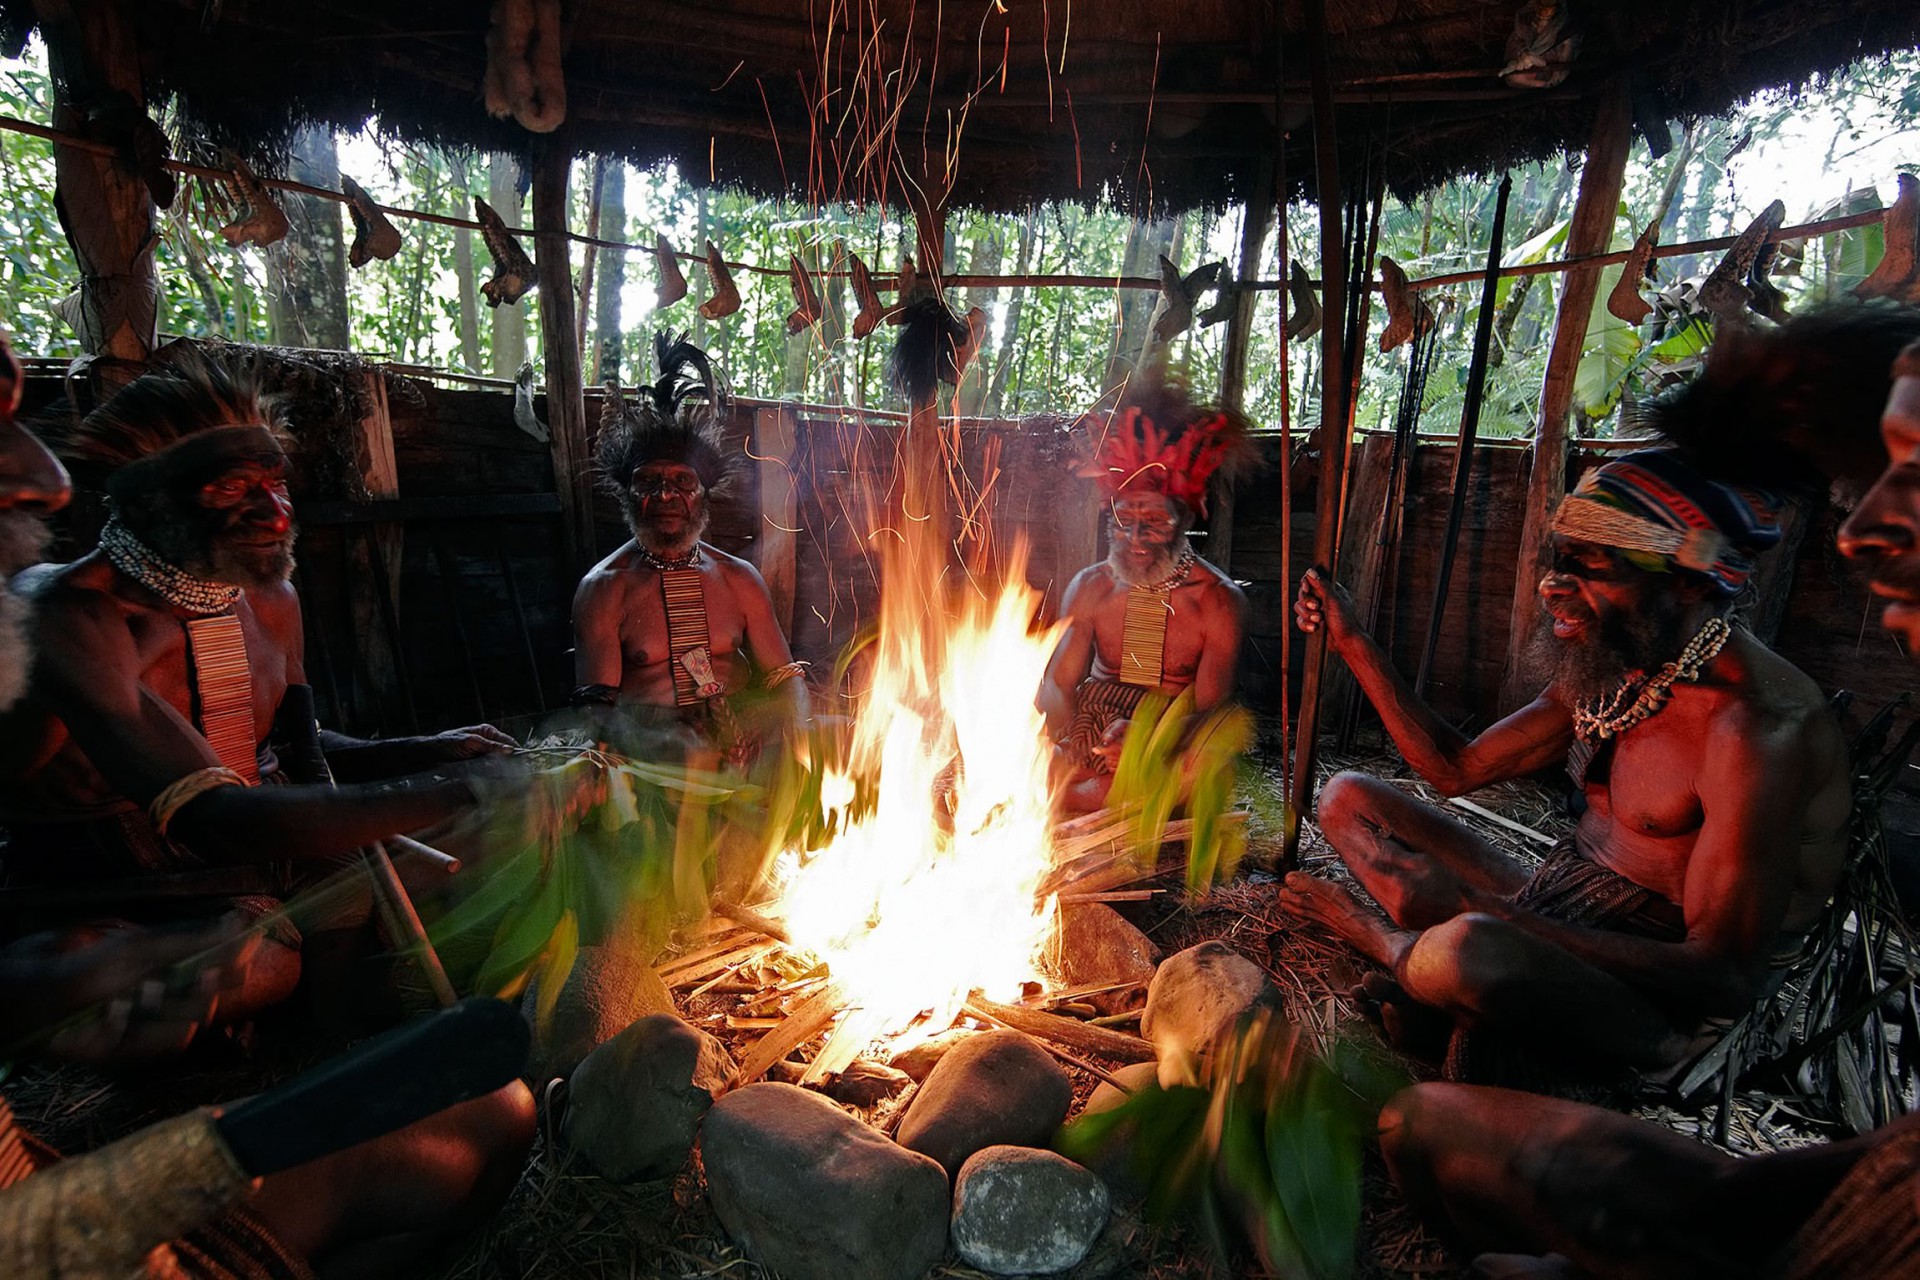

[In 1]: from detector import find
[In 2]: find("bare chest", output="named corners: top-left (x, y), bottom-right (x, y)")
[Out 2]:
top-left (128, 605), bottom-right (292, 744)
top-left (1089, 585), bottom-right (1210, 681)
top-left (1578, 723), bottom-right (1706, 898)
top-left (618, 567), bottom-right (750, 669)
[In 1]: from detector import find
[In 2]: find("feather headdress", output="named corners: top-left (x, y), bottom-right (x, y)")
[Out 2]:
top-left (1074, 366), bottom-right (1255, 518)
top-left (596, 332), bottom-right (736, 502)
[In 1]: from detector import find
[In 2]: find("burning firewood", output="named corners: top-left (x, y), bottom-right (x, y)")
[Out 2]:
top-left (784, 253), bottom-right (823, 334)
top-left (697, 240), bottom-right (741, 320)
top-left (474, 197), bottom-right (537, 306)
top-left (218, 157), bottom-right (289, 248)
top-left (653, 232), bottom-right (688, 308)
top-left (341, 176), bottom-right (403, 268)
top-left (1608, 220), bottom-right (1661, 325)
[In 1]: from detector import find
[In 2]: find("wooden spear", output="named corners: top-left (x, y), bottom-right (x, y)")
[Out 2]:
top-left (1415, 174), bottom-right (1514, 698)
top-left (1284, 0), bottom-right (1350, 867)
top-left (1273, 27), bottom-right (1296, 851)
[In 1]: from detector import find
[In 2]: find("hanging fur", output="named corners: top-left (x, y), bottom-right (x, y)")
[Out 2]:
top-left (849, 252), bottom-right (885, 338)
top-left (697, 241), bottom-right (740, 320)
top-left (484, 0), bottom-right (567, 134)
top-left (887, 295), bottom-right (973, 405)
top-left (888, 255), bottom-right (922, 322)
top-left (1698, 200), bottom-right (1783, 321)
top-left (1856, 173), bottom-right (1919, 303)
top-left (1608, 220), bottom-right (1660, 325)
top-left (218, 157), bottom-right (289, 248)
top-left (1284, 260), bottom-right (1323, 343)
top-left (341, 176), bottom-right (403, 268)
top-left (475, 197), bottom-right (537, 306)
top-left (594, 332), bottom-right (736, 508)
top-left (785, 253), bottom-right (823, 334)
top-left (1152, 256), bottom-right (1225, 343)
top-left (653, 233), bottom-right (688, 308)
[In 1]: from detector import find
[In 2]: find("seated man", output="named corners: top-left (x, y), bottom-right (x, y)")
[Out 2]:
top-left (0, 332), bottom-right (534, 1280)
top-left (571, 335), bottom-right (805, 766)
top-left (1281, 447), bottom-right (1851, 1084)
top-left (1380, 316), bottom-right (1920, 1280)
top-left (0, 350), bottom-right (513, 1022)
top-left (1038, 382), bottom-right (1249, 812)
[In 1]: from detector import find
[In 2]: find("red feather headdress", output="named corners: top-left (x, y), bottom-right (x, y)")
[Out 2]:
top-left (1075, 401), bottom-right (1250, 518)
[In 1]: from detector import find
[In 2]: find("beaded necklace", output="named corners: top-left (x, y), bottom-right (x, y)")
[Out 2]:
top-left (636, 542), bottom-right (704, 572)
top-left (99, 517), bottom-right (240, 616)
top-left (1570, 615), bottom-right (1732, 744)
top-left (1135, 546), bottom-right (1198, 596)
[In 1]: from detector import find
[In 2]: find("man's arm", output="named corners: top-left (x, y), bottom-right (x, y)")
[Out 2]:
top-left (572, 570), bottom-right (626, 690)
top-left (1190, 579), bottom-right (1247, 713)
top-left (1475, 709), bottom-right (1810, 1013)
top-left (730, 559), bottom-right (807, 718)
top-left (1297, 567), bottom-right (1572, 793)
top-left (1038, 570), bottom-right (1099, 740)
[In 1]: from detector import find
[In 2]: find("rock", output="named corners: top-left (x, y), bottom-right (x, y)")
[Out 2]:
top-left (821, 1059), bottom-right (913, 1108)
top-left (897, 1030), bottom-right (1072, 1177)
top-left (889, 1027), bottom-right (972, 1082)
top-left (1082, 1061), bottom-right (1161, 1118)
top-left (951, 1145), bottom-right (1110, 1275)
top-left (1053, 903), bottom-right (1160, 1014)
top-left (1140, 941), bottom-right (1275, 1087)
top-left (522, 941), bottom-right (675, 1080)
top-left (703, 1083), bottom-right (949, 1280)
top-left (1073, 1061), bottom-right (1161, 1200)
top-left (565, 1013), bottom-right (731, 1181)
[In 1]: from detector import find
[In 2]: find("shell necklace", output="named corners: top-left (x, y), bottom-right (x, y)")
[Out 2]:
top-left (1570, 615), bottom-right (1731, 744)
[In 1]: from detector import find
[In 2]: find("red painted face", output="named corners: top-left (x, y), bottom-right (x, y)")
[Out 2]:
top-left (632, 461), bottom-right (704, 531)
top-left (196, 456), bottom-right (294, 545)
top-left (1839, 373), bottom-right (1920, 655)
top-left (1537, 536), bottom-right (1653, 643)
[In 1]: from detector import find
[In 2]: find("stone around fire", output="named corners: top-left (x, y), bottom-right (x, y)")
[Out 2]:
top-left (565, 1012), bottom-right (732, 1182)
top-left (1054, 903), bottom-right (1160, 1015)
top-left (1140, 941), bottom-right (1277, 1088)
top-left (896, 1029), bottom-right (1073, 1178)
top-left (951, 1145), bottom-right (1111, 1275)
top-left (703, 1082), bottom-right (951, 1280)
top-left (521, 940), bottom-right (675, 1081)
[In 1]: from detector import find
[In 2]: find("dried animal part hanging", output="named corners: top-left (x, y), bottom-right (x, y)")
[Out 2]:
top-left (1377, 256), bottom-right (1435, 352)
top-left (483, 0), bottom-right (567, 134)
top-left (1745, 238), bottom-right (1790, 323)
top-left (512, 361), bottom-right (549, 442)
top-left (1151, 256), bottom-right (1225, 343)
top-left (1855, 172), bottom-right (1919, 303)
top-left (598, 376), bottom-right (624, 437)
top-left (653, 233), bottom-right (688, 308)
top-left (1501, 0), bottom-right (1580, 90)
top-left (888, 254), bottom-right (924, 319)
top-left (784, 253), bottom-right (823, 335)
top-left (697, 241), bottom-right (740, 321)
top-left (1196, 279), bottom-right (1239, 328)
top-left (341, 177), bottom-right (403, 268)
top-left (217, 157), bottom-right (290, 248)
top-left (952, 306), bottom-right (988, 385)
top-left (1607, 219), bottom-right (1661, 325)
top-left (1283, 260), bottom-right (1322, 343)
top-left (90, 91), bottom-right (175, 208)
top-left (849, 252), bottom-right (886, 338)
top-left (474, 197), bottom-right (537, 306)
top-left (1698, 200), bottom-right (1784, 321)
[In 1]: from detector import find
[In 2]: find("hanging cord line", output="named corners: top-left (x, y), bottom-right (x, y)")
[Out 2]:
top-left (0, 113), bottom-right (1890, 292)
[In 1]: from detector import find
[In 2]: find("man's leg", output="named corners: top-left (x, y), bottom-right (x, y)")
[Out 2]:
top-left (244, 1081), bottom-right (536, 1279)
top-left (1381, 1083), bottom-right (1751, 1280)
top-left (1313, 771), bottom-right (1530, 927)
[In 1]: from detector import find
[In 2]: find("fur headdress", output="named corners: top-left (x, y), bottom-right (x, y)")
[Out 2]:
top-left (595, 332), bottom-right (735, 504)
top-left (1074, 363), bottom-right (1255, 518)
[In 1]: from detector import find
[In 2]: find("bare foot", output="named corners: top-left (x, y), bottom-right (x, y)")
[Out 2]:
top-left (1352, 971), bottom-right (1452, 1058)
top-left (1277, 872), bottom-right (1415, 970)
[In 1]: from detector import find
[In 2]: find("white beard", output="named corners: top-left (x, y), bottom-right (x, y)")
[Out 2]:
top-left (1107, 534), bottom-right (1189, 588)
top-left (634, 499), bottom-right (711, 560)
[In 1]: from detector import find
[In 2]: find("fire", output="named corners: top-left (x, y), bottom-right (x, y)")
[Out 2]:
top-left (764, 531), bottom-right (1067, 1078)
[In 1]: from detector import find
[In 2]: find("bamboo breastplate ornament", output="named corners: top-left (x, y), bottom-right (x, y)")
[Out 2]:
top-left (184, 614), bottom-right (261, 785)
top-left (1118, 548), bottom-right (1197, 688)
top-left (660, 567), bottom-right (716, 706)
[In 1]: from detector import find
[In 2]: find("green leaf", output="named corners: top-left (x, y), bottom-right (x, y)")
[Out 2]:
top-left (1265, 1059), bottom-right (1365, 1280)
top-left (530, 909), bottom-right (580, 1033)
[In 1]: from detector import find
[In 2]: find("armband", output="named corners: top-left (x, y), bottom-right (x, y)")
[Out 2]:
top-left (149, 766), bottom-right (249, 837)
top-left (761, 661), bottom-right (810, 690)
top-left (570, 684), bottom-right (620, 708)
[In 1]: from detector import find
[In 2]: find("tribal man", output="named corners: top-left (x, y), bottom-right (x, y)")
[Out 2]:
top-left (1281, 447), bottom-right (1850, 1084)
top-left (1039, 378), bottom-right (1250, 812)
top-left (0, 350), bottom-right (514, 1022)
top-left (1374, 317), bottom-right (1920, 1279)
top-left (571, 335), bottom-right (805, 765)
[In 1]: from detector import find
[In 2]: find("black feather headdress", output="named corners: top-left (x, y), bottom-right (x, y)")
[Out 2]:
top-left (596, 332), bottom-right (736, 506)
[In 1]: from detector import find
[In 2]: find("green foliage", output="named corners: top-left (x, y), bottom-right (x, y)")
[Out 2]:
top-left (1057, 1010), bottom-right (1406, 1279)
top-left (1104, 692), bottom-right (1253, 892)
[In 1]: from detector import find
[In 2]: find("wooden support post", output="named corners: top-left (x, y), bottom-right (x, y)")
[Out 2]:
top-left (1285, 0), bottom-right (1349, 863)
top-left (532, 143), bottom-right (598, 571)
top-left (39, 0), bottom-right (157, 373)
top-left (347, 372), bottom-right (404, 716)
top-left (754, 405), bottom-right (798, 635)
top-left (1212, 160), bottom-right (1278, 574)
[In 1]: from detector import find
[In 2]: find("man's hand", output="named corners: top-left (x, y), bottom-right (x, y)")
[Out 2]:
top-left (0, 917), bottom-right (262, 1062)
top-left (411, 724), bottom-right (519, 764)
top-left (1294, 567), bottom-right (1360, 650)
top-left (1091, 718), bottom-right (1131, 768)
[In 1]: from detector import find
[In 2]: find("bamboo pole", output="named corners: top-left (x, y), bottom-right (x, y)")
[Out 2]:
top-left (1285, 0), bottom-right (1350, 866)
top-left (531, 142), bottom-right (599, 572)
top-left (1274, 28), bottom-right (1297, 854)
top-left (1415, 174), bottom-right (1513, 698)
top-left (1498, 84), bottom-right (1634, 712)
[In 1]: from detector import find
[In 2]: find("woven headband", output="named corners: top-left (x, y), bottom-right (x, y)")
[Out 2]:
top-left (1550, 496), bottom-right (1734, 576)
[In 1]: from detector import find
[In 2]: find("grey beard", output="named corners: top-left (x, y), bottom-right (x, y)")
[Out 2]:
top-left (1107, 534), bottom-right (1189, 588)
top-left (203, 538), bottom-right (297, 590)
top-left (634, 500), bottom-right (710, 560)
top-left (0, 584), bottom-right (30, 712)
top-left (1523, 596), bottom-right (1689, 705)
top-left (122, 494), bottom-right (296, 590)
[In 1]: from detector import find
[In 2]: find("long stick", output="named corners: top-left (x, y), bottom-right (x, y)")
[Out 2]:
top-left (1274, 29), bottom-right (1296, 852)
top-left (1415, 174), bottom-right (1513, 698)
top-left (1285, 0), bottom-right (1349, 866)
top-left (964, 997), bottom-right (1157, 1064)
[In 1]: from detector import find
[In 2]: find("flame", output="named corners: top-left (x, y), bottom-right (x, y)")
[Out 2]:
top-left (765, 531), bottom-right (1066, 1076)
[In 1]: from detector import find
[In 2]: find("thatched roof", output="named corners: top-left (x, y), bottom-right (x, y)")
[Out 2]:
top-left (5, 1), bottom-right (1917, 212)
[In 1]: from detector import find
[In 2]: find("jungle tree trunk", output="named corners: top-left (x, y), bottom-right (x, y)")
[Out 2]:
top-left (268, 125), bottom-right (351, 350)
top-left (986, 208), bottom-right (1040, 416)
top-left (488, 154), bottom-right (528, 377)
top-left (448, 153), bottom-right (482, 373)
top-left (592, 159), bottom-right (625, 382)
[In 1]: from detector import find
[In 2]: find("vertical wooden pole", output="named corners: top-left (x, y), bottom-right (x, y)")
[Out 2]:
top-left (754, 405), bottom-right (798, 635)
top-left (39, 0), bottom-right (157, 373)
top-left (348, 372), bottom-right (405, 716)
top-left (1285, 0), bottom-right (1348, 864)
top-left (532, 142), bottom-right (598, 572)
top-left (1497, 83), bottom-right (1632, 712)
top-left (1212, 158), bottom-right (1278, 574)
